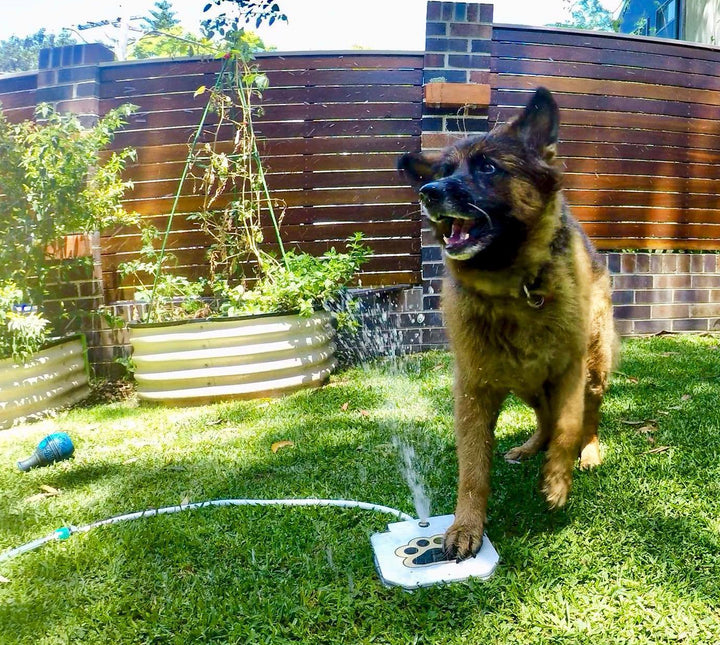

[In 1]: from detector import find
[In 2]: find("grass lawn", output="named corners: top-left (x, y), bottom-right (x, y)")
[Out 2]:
top-left (1, 335), bottom-right (720, 644)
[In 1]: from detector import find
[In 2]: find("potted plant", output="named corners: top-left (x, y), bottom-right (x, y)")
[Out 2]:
top-left (0, 103), bottom-right (137, 425)
top-left (120, 42), bottom-right (370, 404)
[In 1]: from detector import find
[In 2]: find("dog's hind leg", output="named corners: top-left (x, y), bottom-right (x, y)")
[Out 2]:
top-left (579, 386), bottom-right (603, 470)
top-left (504, 395), bottom-right (551, 463)
top-left (579, 327), bottom-right (616, 469)
top-left (542, 361), bottom-right (586, 508)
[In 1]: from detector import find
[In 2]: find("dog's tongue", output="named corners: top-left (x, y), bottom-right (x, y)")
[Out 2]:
top-left (446, 218), bottom-right (473, 248)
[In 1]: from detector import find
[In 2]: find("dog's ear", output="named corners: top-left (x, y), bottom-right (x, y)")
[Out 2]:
top-left (510, 87), bottom-right (559, 159)
top-left (397, 151), bottom-right (442, 188)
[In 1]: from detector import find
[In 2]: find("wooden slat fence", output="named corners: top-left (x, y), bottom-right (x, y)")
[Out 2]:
top-left (100, 52), bottom-right (423, 301)
top-left (490, 26), bottom-right (720, 250)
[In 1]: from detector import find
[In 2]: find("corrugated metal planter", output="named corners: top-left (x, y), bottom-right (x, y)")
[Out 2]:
top-left (0, 334), bottom-right (90, 430)
top-left (129, 311), bottom-right (337, 404)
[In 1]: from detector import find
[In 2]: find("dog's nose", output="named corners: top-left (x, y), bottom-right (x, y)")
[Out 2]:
top-left (419, 181), bottom-right (444, 205)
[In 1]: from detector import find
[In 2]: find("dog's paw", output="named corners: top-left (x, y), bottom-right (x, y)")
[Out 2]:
top-left (443, 520), bottom-right (484, 561)
top-left (579, 439), bottom-right (602, 470)
top-left (542, 466), bottom-right (572, 509)
top-left (504, 444), bottom-right (536, 464)
top-left (504, 432), bottom-right (546, 464)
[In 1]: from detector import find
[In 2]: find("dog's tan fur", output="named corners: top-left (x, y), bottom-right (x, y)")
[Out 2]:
top-left (399, 88), bottom-right (617, 560)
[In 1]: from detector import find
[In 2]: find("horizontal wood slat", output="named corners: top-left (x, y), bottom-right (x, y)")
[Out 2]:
top-left (490, 26), bottom-right (720, 249)
top-left (100, 52), bottom-right (423, 293)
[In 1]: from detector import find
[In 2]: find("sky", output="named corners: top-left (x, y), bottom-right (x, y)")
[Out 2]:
top-left (0, 1), bottom-right (621, 51)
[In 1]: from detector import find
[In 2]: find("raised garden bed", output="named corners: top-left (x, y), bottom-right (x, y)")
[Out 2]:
top-left (129, 311), bottom-right (337, 404)
top-left (0, 334), bottom-right (90, 429)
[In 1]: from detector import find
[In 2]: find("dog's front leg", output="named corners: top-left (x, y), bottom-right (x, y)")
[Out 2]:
top-left (444, 384), bottom-right (506, 560)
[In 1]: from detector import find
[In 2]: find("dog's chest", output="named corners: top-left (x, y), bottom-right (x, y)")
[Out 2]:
top-left (447, 294), bottom-right (581, 389)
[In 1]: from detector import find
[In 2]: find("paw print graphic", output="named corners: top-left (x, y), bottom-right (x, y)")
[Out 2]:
top-left (394, 534), bottom-right (447, 568)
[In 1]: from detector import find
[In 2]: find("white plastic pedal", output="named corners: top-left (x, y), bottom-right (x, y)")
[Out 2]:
top-left (370, 514), bottom-right (499, 589)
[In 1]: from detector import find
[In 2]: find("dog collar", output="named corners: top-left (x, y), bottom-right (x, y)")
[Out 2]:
top-left (452, 272), bottom-right (551, 309)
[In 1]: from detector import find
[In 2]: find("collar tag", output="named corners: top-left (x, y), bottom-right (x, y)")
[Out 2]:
top-left (522, 284), bottom-right (545, 309)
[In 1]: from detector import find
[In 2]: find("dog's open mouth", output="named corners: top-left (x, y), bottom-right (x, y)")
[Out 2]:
top-left (442, 216), bottom-right (495, 260)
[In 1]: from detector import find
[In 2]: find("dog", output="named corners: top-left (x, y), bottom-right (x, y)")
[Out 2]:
top-left (398, 87), bottom-right (617, 560)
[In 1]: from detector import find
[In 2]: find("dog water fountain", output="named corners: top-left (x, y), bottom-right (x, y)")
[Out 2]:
top-left (371, 514), bottom-right (499, 589)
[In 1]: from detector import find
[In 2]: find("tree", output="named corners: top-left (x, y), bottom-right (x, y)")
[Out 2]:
top-left (130, 0), bottom-right (271, 60)
top-left (142, 1), bottom-right (181, 31)
top-left (551, 0), bottom-right (618, 32)
top-left (130, 26), bottom-right (217, 59)
top-left (202, 0), bottom-right (286, 37)
top-left (0, 29), bottom-right (76, 74)
top-left (0, 103), bottom-right (137, 305)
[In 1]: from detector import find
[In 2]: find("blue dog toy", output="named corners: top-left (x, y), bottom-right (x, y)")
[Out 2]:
top-left (18, 432), bottom-right (75, 471)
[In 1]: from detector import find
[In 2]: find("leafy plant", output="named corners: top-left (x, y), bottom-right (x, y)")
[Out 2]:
top-left (119, 0), bottom-right (369, 329)
top-left (0, 282), bottom-right (50, 362)
top-left (186, 57), bottom-right (281, 284)
top-left (0, 102), bottom-right (138, 307)
top-left (118, 226), bottom-right (209, 322)
top-left (202, 0), bottom-right (287, 34)
top-left (121, 37), bottom-right (371, 325)
top-left (217, 233), bottom-right (372, 317)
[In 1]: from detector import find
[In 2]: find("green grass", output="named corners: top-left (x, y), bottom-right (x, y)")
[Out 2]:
top-left (2, 336), bottom-right (720, 644)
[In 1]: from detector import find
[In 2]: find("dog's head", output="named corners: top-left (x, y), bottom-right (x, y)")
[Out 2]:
top-left (398, 88), bottom-right (563, 269)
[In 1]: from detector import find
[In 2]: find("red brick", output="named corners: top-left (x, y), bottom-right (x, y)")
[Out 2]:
top-left (424, 53), bottom-right (445, 67)
top-left (613, 305), bottom-right (651, 320)
top-left (614, 319), bottom-right (633, 336)
top-left (612, 275), bottom-right (652, 289)
top-left (676, 255), bottom-right (692, 272)
top-left (620, 254), bottom-right (636, 273)
top-left (469, 70), bottom-right (490, 84)
top-left (654, 274), bottom-right (691, 289)
top-left (635, 254), bottom-right (650, 272)
top-left (424, 82), bottom-right (490, 108)
top-left (692, 275), bottom-right (720, 288)
top-left (690, 303), bottom-right (720, 317)
top-left (651, 304), bottom-right (689, 319)
top-left (422, 131), bottom-right (460, 150)
top-left (427, 1), bottom-right (442, 20)
top-left (449, 23), bottom-right (492, 38)
top-left (672, 318), bottom-right (710, 332)
top-left (691, 255), bottom-right (705, 272)
top-left (635, 289), bottom-right (672, 304)
top-left (633, 320), bottom-right (671, 334)
top-left (674, 289), bottom-right (710, 303)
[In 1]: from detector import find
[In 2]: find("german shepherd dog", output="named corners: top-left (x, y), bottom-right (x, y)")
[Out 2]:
top-left (398, 88), bottom-right (617, 560)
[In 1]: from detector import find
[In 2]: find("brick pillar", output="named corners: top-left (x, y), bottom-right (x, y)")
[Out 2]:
top-left (402, 2), bottom-right (494, 351)
top-left (37, 43), bottom-right (117, 376)
top-left (422, 1), bottom-right (493, 151)
top-left (37, 43), bottom-right (114, 122)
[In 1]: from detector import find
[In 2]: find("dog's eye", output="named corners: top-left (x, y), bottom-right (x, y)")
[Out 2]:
top-left (477, 158), bottom-right (497, 175)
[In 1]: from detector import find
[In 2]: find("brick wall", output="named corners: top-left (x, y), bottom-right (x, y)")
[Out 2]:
top-left (605, 253), bottom-right (720, 335)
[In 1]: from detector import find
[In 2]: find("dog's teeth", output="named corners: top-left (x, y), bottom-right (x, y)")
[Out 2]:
top-left (443, 235), bottom-right (450, 245)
